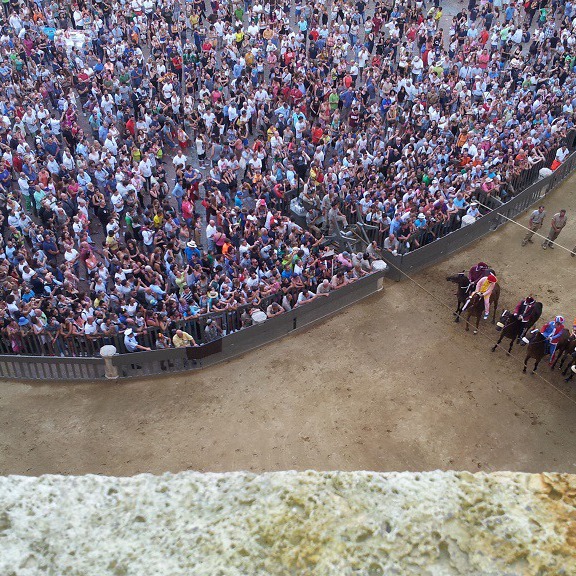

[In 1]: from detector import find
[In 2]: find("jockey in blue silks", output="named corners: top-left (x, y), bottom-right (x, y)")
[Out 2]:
top-left (540, 315), bottom-right (565, 363)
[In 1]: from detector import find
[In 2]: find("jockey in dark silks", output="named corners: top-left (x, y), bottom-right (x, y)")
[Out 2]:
top-left (514, 296), bottom-right (536, 322)
top-left (468, 262), bottom-right (491, 284)
top-left (466, 262), bottom-right (492, 296)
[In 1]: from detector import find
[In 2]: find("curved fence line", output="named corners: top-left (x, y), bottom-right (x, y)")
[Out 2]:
top-left (0, 270), bottom-right (385, 381)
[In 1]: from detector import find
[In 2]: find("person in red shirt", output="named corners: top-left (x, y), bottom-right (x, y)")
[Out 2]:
top-left (311, 124), bottom-right (323, 145)
top-left (125, 116), bottom-right (136, 136)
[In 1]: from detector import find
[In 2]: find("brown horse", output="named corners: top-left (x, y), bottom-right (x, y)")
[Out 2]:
top-left (523, 329), bottom-right (571, 373)
top-left (464, 285), bottom-right (500, 334)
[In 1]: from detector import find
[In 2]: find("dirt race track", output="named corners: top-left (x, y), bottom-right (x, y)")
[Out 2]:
top-left (1, 177), bottom-right (576, 477)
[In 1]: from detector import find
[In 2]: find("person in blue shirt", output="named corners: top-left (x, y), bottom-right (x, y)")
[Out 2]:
top-left (453, 192), bottom-right (467, 210)
top-left (281, 264), bottom-right (293, 280)
top-left (171, 179), bottom-right (185, 212)
top-left (504, 5), bottom-right (515, 23)
top-left (390, 213), bottom-right (402, 236)
top-left (185, 240), bottom-right (201, 263)
top-left (339, 88), bottom-right (355, 110)
top-left (22, 161), bottom-right (37, 183)
top-left (21, 287), bottom-right (35, 303)
top-left (414, 213), bottom-right (427, 229)
top-left (233, 61), bottom-right (244, 79)
top-left (0, 164), bottom-right (11, 192)
top-left (234, 190), bottom-right (244, 209)
top-left (98, 123), bottom-right (108, 143)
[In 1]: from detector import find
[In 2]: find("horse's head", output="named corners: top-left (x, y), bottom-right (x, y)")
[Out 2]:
top-left (496, 309), bottom-right (513, 331)
top-left (523, 329), bottom-right (544, 346)
top-left (469, 292), bottom-right (484, 309)
top-left (559, 329), bottom-right (571, 345)
top-left (446, 271), bottom-right (467, 287)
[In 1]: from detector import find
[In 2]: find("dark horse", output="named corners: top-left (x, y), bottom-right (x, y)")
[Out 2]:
top-left (492, 304), bottom-right (543, 355)
top-left (551, 334), bottom-right (576, 370)
top-left (446, 272), bottom-right (470, 322)
top-left (523, 329), bottom-right (570, 373)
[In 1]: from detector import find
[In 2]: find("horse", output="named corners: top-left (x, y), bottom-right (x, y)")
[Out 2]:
top-left (463, 285), bottom-right (500, 334)
top-left (523, 329), bottom-right (571, 374)
top-left (552, 334), bottom-right (576, 370)
top-left (492, 310), bottom-right (524, 355)
top-left (446, 268), bottom-right (496, 324)
top-left (446, 272), bottom-right (472, 323)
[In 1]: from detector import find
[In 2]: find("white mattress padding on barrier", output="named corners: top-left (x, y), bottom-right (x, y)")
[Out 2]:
top-left (0, 470), bottom-right (574, 575)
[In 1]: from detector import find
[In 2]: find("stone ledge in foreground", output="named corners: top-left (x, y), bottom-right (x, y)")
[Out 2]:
top-left (0, 471), bottom-right (575, 575)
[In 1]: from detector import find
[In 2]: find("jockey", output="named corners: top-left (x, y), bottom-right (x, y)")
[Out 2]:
top-left (514, 296), bottom-right (536, 322)
top-left (540, 315), bottom-right (565, 361)
top-left (474, 273), bottom-right (498, 320)
top-left (468, 262), bottom-right (490, 285)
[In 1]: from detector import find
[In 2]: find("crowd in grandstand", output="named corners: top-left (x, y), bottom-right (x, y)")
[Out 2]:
top-left (0, 0), bottom-right (573, 354)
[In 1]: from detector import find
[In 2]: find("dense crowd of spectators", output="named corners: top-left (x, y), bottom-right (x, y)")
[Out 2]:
top-left (0, 0), bottom-right (574, 355)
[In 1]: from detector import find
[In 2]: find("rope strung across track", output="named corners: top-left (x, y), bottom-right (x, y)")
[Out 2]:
top-left (381, 257), bottom-right (576, 408)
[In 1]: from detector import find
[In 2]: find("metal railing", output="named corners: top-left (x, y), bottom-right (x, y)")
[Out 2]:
top-left (0, 270), bottom-right (385, 381)
top-left (377, 139), bottom-right (576, 281)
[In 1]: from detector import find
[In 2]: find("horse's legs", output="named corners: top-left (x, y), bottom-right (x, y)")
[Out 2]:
top-left (455, 302), bottom-right (462, 323)
top-left (523, 355), bottom-right (529, 373)
top-left (507, 338), bottom-right (514, 355)
top-left (465, 310), bottom-right (471, 331)
top-left (551, 351), bottom-right (561, 369)
top-left (492, 332), bottom-right (504, 352)
top-left (474, 313), bottom-right (480, 334)
top-left (533, 357), bottom-right (542, 373)
top-left (563, 354), bottom-right (576, 376)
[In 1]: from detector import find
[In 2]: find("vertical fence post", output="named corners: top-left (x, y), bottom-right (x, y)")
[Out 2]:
top-left (100, 346), bottom-right (119, 380)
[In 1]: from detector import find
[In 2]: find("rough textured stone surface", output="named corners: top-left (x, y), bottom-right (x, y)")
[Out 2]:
top-left (0, 471), bottom-right (575, 575)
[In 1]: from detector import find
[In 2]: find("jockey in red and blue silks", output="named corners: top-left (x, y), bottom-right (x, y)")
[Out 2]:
top-left (540, 315), bottom-right (565, 361)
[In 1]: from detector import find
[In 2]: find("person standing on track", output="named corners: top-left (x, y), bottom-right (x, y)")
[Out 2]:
top-left (541, 209), bottom-right (567, 250)
top-left (522, 205), bottom-right (546, 246)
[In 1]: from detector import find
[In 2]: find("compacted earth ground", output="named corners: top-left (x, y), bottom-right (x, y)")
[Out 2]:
top-left (1, 176), bottom-right (576, 477)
